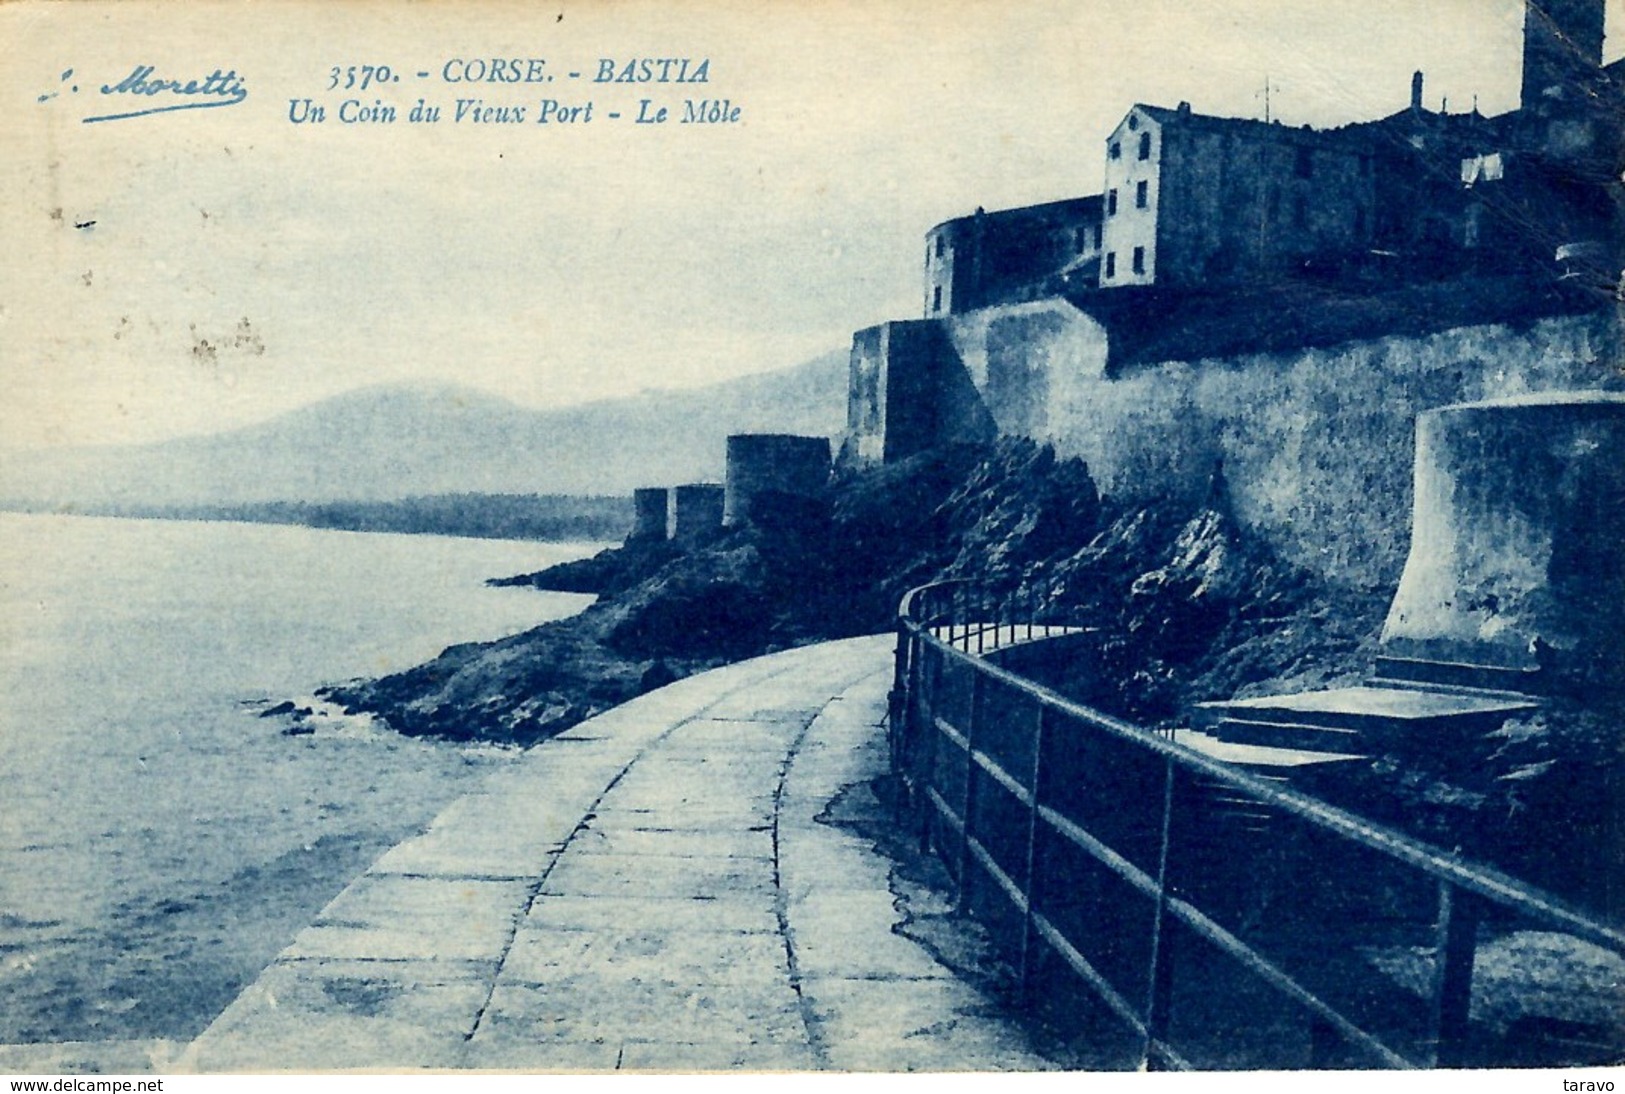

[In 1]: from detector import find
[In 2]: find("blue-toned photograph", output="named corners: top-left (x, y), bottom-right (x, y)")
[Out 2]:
top-left (0, 0), bottom-right (1620, 1077)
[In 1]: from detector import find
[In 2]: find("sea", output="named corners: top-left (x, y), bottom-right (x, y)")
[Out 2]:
top-left (0, 512), bottom-right (600, 1045)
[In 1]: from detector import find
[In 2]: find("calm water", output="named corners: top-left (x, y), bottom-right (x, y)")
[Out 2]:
top-left (0, 513), bottom-right (598, 1043)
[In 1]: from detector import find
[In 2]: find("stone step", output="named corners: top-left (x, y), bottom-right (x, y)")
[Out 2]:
top-left (1214, 716), bottom-right (1365, 754)
top-left (1199, 686), bottom-right (1538, 742)
top-left (1191, 775), bottom-right (1287, 833)
top-left (1364, 675), bottom-right (1537, 702)
top-left (1172, 728), bottom-right (1368, 771)
top-left (1371, 655), bottom-right (1542, 696)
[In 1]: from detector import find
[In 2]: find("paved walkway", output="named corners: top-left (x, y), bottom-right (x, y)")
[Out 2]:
top-left (178, 635), bottom-right (1053, 1072)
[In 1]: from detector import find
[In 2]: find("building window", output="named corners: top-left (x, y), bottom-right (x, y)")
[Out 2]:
top-left (1128, 115), bottom-right (1139, 130)
top-left (1293, 194), bottom-right (1307, 230)
top-left (1136, 180), bottom-right (1148, 208)
top-left (1107, 189), bottom-right (1118, 216)
top-left (1110, 140), bottom-right (1121, 160)
top-left (1294, 146), bottom-right (1313, 179)
top-left (1138, 132), bottom-right (1152, 160)
top-left (932, 285), bottom-right (942, 313)
top-left (1105, 252), bottom-right (1116, 278)
top-left (934, 235), bottom-right (945, 258)
top-left (1094, 223), bottom-right (1103, 248)
top-left (1132, 246), bottom-right (1145, 274)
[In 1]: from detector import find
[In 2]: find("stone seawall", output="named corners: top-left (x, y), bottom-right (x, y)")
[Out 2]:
top-left (945, 301), bottom-right (1622, 590)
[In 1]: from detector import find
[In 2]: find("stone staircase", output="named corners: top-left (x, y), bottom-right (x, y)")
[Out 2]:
top-left (1177, 666), bottom-right (1540, 835)
top-left (1367, 654), bottom-right (1544, 697)
top-left (1196, 680), bottom-right (1539, 757)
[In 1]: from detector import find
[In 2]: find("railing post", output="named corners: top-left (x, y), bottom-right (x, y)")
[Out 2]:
top-left (1428, 881), bottom-right (1480, 1068)
top-left (918, 641), bottom-right (941, 854)
top-left (956, 670), bottom-right (982, 910)
top-left (1142, 756), bottom-right (1180, 1070)
top-left (903, 626), bottom-right (923, 790)
top-left (890, 616), bottom-right (909, 777)
top-left (1017, 701), bottom-right (1047, 1000)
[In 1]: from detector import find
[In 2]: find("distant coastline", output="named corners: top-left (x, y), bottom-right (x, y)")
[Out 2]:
top-left (0, 491), bottom-right (632, 544)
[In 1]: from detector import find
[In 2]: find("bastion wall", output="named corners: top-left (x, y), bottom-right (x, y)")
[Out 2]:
top-left (889, 300), bottom-right (1622, 591)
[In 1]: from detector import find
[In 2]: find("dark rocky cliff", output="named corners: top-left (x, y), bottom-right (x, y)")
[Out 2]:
top-left (323, 439), bottom-right (1374, 739)
top-left (314, 437), bottom-right (1619, 912)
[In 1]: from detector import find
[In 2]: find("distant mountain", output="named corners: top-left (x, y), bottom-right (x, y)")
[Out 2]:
top-left (0, 352), bottom-right (849, 507)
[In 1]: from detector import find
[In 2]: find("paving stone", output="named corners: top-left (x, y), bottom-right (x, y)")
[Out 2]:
top-left (577, 807), bottom-right (776, 838)
top-left (540, 852), bottom-right (774, 899)
top-left (792, 728), bottom-right (884, 764)
top-left (701, 685), bottom-right (824, 720)
top-left (569, 823), bottom-right (774, 861)
top-left (586, 801), bottom-right (778, 830)
top-left (549, 676), bottom-right (748, 742)
top-left (616, 1038), bottom-right (818, 1071)
top-left (275, 955), bottom-right (497, 981)
top-left (803, 976), bottom-right (1052, 1072)
top-left (791, 891), bottom-right (952, 982)
top-left (778, 827), bottom-right (894, 900)
top-left (474, 980), bottom-right (805, 1047)
top-left (183, 961), bottom-right (488, 1071)
top-left (460, 1037), bottom-right (624, 1071)
top-left (839, 671), bottom-right (894, 705)
top-left (611, 760), bottom-right (777, 801)
top-left (287, 875), bottom-right (528, 962)
top-left (660, 716), bottom-right (807, 752)
top-left (523, 893), bottom-right (780, 935)
top-left (502, 925), bottom-right (789, 985)
top-left (369, 824), bottom-right (565, 880)
top-left (419, 784), bottom-right (601, 849)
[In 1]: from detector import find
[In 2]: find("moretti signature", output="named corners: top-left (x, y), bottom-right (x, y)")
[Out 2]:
top-left (84, 65), bottom-right (247, 123)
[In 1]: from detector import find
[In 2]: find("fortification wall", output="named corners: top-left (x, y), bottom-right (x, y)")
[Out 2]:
top-left (945, 301), bottom-right (1621, 590)
top-left (669, 483), bottom-right (725, 543)
top-left (845, 320), bottom-right (997, 465)
top-left (630, 487), bottom-right (671, 541)
top-left (724, 434), bottom-right (832, 525)
top-left (1382, 393), bottom-right (1625, 683)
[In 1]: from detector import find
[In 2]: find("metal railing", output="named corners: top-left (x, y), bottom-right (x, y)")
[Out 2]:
top-left (890, 580), bottom-right (1625, 1070)
top-left (902, 579), bottom-right (1068, 656)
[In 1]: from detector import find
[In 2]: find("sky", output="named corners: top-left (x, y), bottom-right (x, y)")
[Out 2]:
top-left (2, 0), bottom-right (1622, 449)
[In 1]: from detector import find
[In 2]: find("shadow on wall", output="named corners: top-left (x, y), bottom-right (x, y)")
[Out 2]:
top-left (843, 273), bottom-right (1620, 594)
top-left (953, 305), bottom-right (1622, 592)
top-left (841, 319), bottom-right (996, 466)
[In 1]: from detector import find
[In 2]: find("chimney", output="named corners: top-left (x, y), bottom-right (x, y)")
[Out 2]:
top-left (1411, 70), bottom-right (1424, 111)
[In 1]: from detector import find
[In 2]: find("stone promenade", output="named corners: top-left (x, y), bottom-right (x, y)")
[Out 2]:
top-left (179, 635), bottom-right (1054, 1072)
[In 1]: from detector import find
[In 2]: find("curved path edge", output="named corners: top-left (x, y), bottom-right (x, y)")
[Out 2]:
top-left (178, 635), bottom-right (1053, 1072)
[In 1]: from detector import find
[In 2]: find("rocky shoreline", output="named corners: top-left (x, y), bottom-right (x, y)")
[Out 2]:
top-left (313, 441), bottom-right (1368, 743)
top-left (305, 439), bottom-right (1619, 918)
